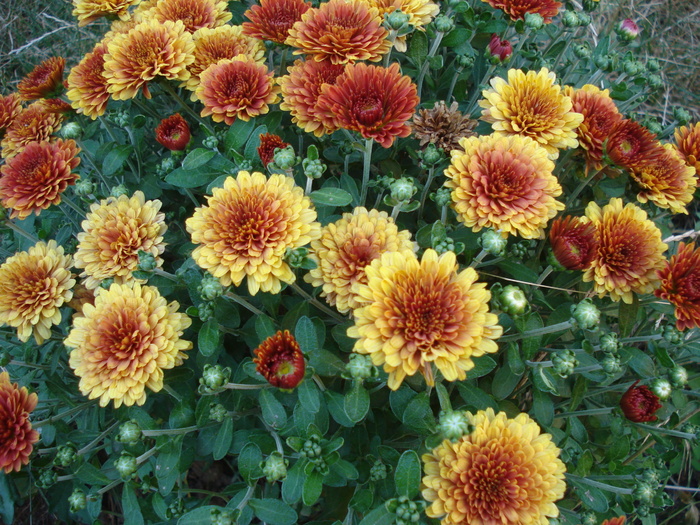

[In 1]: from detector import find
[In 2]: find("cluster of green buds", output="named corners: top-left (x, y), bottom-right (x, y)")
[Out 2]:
top-left (302, 145), bottom-right (326, 180)
top-left (199, 274), bottom-right (225, 302)
top-left (196, 301), bottom-right (215, 322)
top-left (383, 9), bottom-right (411, 34)
top-left (493, 285), bottom-right (530, 318)
top-left (385, 496), bottom-right (427, 525)
top-left (74, 178), bottom-right (96, 197)
top-left (430, 187), bottom-right (452, 209)
top-left (570, 299), bottom-right (600, 331)
top-left (437, 410), bottom-right (471, 441)
top-left (37, 469), bottom-right (58, 489)
top-left (114, 452), bottom-right (139, 480)
top-left (429, 221), bottom-right (464, 256)
top-left (136, 250), bottom-right (158, 273)
top-left (111, 184), bottom-right (129, 198)
top-left (419, 144), bottom-right (444, 167)
top-left (110, 109), bottom-right (130, 128)
top-left (524, 12), bottom-right (544, 30)
top-left (156, 156), bottom-right (177, 177)
top-left (298, 435), bottom-right (328, 473)
top-left (673, 106), bottom-right (692, 125)
top-left (649, 377), bottom-right (672, 400)
top-left (210, 508), bottom-right (237, 525)
top-left (165, 498), bottom-right (185, 520)
top-left (661, 324), bottom-right (683, 345)
top-left (598, 332), bottom-right (622, 375)
top-left (572, 43), bottom-right (592, 60)
top-left (593, 53), bottom-right (616, 72)
top-left (433, 14), bottom-right (455, 33)
top-left (270, 145), bottom-right (300, 171)
top-left (562, 10), bottom-right (591, 28)
top-left (389, 177), bottom-right (417, 204)
top-left (551, 349), bottom-right (578, 378)
top-left (285, 246), bottom-right (316, 270)
top-left (369, 459), bottom-right (388, 482)
top-left (199, 364), bottom-right (231, 394)
top-left (209, 403), bottom-right (228, 423)
top-left (262, 451), bottom-right (288, 482)
top-left (578, 511), bottom-right (597, 525)
top-left (117, 420), bottom-right (143, 446)
top-left (479, 229), bottom-right (507, 257)
top-left (509, 241), bottom-right (531, 260)
top-left (68, 489), bottom-right (87, 513)
top-left (59, 122), bottom-right (83, 140)
top-left (287, 431), bottom-right (342, 476)
top-left (202, 134), bottom-right (220, 150)
top-left (454, 53), bottom-right (475, 70)
top-left (344, 354), bottom-right (379, 382)
top-left (54, 443), bottom-right (79, 467)
top-left (633, 477), bottom-right (658, 505)
top-left (668, 365), bottom-right (688, 388)
top-left (641, 116), bottom-right (663, 136)
top-left (621, 55), bottom-right (645, 77)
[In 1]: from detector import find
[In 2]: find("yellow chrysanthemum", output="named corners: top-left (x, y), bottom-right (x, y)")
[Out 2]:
top-left (479, 67), bottom-right (583, 159)
top-left (367, 0), bottom-right (439, 52)
top-left (422, 408), bottom-right (566, 525)
top-left (347, 249), bottom-right (502, 390)
top-left (674, 121), bottom-right (700, 173)
top-left (140, 0), bottom-right (233, 33)
top-left (444, 133), bottom-right (564, 239)
top-left (0, 241), bottom-right (75, 344)
top-left (186, 171), bottom-right (321, 295)
top-left (66, 282), bottom-right (192, 408)
top-left (584, 198), bottom-right (667, 303)
top-left (304, 207), bottom-right (416, 313)
top-left (74, 191), bottom-right (167, 290)
top-left (72, 0), bottom-right (141, 26)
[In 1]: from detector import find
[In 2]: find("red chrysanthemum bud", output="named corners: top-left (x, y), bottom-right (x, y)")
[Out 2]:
top-left (487, 34), bottom-right (512, 63)
top-left (258, 133), bottom-right (289, 166)
top-left (155, 113), bottom-right (191, 151)
top-left (619, 380), bottom-right (662, 423)
top-left (616, 19), bottom-right (639, 41)
top-left (254, 330), bottom-right (306, 389)
top-left (549, 216), bottom-right (598, 270)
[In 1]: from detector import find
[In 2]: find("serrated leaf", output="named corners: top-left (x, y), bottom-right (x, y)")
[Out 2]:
top-left (395, 450), bottom-right (421, 499)
top-left (213, 418), bottom-right (233, 461)
top-left (259, 389), bottom-right (287, 429)
top-left (309, 188), bottom-right (353, 207)
top-left (182, 148), bottom-right (216, 170)
top-left (248, 498), bottom-right (298, 525)
top-left (198, 319), bottom-right (221, 357)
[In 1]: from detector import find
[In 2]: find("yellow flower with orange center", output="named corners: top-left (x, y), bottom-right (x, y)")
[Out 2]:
top-left (0, 241), bottom-right (75, 345)
top-left (103, 19), bottom-right (195, 100)
top-left (0, 372), bottom-right (39, 474)
top-left (17, 57), bottom-right (66, 101)
top-left (66, 282), bottom-right (192, 408)
top-left (186, 171), bottom-right (321, 295)
top-left (139, 0), bottom-right (232, 33)
top-left (74, 191), bottom-right (167, 290)
top-left (0, 94), bottom-right (22, 131)
top-left (347, 249), bottom-right (502, 390)
top-left (444, 134), bottom-right (564, 239)
top-left (72, 0), bottom-right (141, 26)
top-left (422, 408), bottom-right (566, 525)
top-left (305, 207), bottom-right (416, 313)
top-left (367, 0), bottom-right (438, 52)
top-left (674, 121), bottom-right (700, 173)
top-left (584, 198), bottom-right (667, 303)
top-left (479, 68), bottom-right (583, 159)
top-left (66, 41), bottom-right (111, 119)
top-left (1, 102), bottom-right (64, 159)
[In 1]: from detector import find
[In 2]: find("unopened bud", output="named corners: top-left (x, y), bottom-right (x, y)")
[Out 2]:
top-left (74, 178), bottom-right (95, 197)
top-left (600, 353), bottom-right (622, 375)
top-left (647, 73), bottom-right (664, 89)
top-left (114, 453), bottom-right (138, 480)
top-left (199, 274), bottom-right (224, 301)
top-left (263, 451), bottom-right (288, 482)
top-left (200, 364), bottom-right (231, 391)
top-left (552, 349), bottom-right (578, 378)
top-left (562, 10), bottom-right (579, 28)
top-left (487, 34), bottom-right (512, 64)
top-left (55, 443), bottom-right (78, 467)
top-left (673, 107), bottom-right (692, 125)
top-left (59, 122), bottom-right (83, 140)
top-left (420, 143), bottom-right (443, 166)
top-left (498, 285), bottom-right (529, 317)
top-left (650, 377), bottom-right (672, 400)
top-left (272, 145), bottom-right (297, 170)
top-left (669, 365), bottom-right (688, 387)
top-left (346, 354), bottom-right (377, 381)
top-left (202, 135), bottom-right (219, 150)
top-left (209, 403), bottom-right (228, 423)
top-left (570, 299), bottom-right (600, 330)
top-left (431, 187), bottom-right (452, 208)
top-left (524, 12), bottom-right (544, 30)
top-left (617, 18), bottom-right (640, 41)
top-left (434, 15), bottom-right (455, 33)
top-left (137, 250), bottom-right (157, 272)
top-left (118, 420), bottom-right (142, 445)
top-left (390, 177), bottom-right (417, 202)
top-left (110, 184), bottom-right (129, 198)
top-left (479, 229), bottom-right (507, 257)
top-left (384, 9), bottom-right (411, 31)
top-left (438, 410), bottom-right (471, 441)
top-left (599, 332), bottom-right (620, 353)
top-left (455, 54), bottom-right (475, 69)
top-left (68, 489), bottom-right (87, 513)
top-left (302, 158), bottom-right (326, 179)
top-left (369, 459), bottom-right (388, 481)
top-left (572, 43), bottom-right (592, 59)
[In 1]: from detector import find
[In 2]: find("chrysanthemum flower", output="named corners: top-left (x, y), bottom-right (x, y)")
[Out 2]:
top-left (0, 139), bottom-right (80, 219)
top-left (480, 0), bottom-right (562, 23)
top-left (66, 41), bottom-right (111, 119)
top-left (1, 102), bottom-right (64, 158)
top-left (254, 330), bottom-right (306, 389)
top-left (368, 0), bottom-right (439, 52)
top-left (0, 93), bottom-right (22, 132)
top-left (74, 191), bottom-right (167, 290)
top-left (347, 249), bottom-right (502, 389)
top-left (565, 84), bottom-right (622, 170)
top-left (674, 122), bottom-right (700, 173)
top-left (155, 113), bottom-right (190, 150)
top-left (103, 19), bottom-right (195, 100)
top-left (0, 241), bottom-right (75, 345)
top-left (305, 207), bottom-right (415, 313)
top-left (242, 0), bottom-right (312, 44)
top-left (0, 372), bottom-right (39, 473)
top-left (66, 282), bottom-right (192, 408)
top-left (444, 134), bottom-right (564, 239)
top-left (257, 133), bottom-right (289, 166)
top-left (72, 0), bottom-right (141, 26)
top-left (422, 408), bottom-right (566, 525)
top-left (549, 215), bottom-right (598, 271)
top-left (655, 242), bottom-right (700, 331)
top-left (605, 118), bottom-right (666, 171)
top-left (39, 98), bottom-right (74, 115)
top-left (631, 144), bottom-right (697, 214)
top-left (186, 171), bottom-right (321, 295)
top-left (479, 68), bottom-right (583, 159)
top-left (278, 59), bottom-right (346, 136)
top-left (602, 517), bottom-right (627, 525)
top-left (316, 62), bottom-right (418, 148)
top-left (184, 25), bottom-right (265, 96)
top-left (412, 101), bottom-right (477, 153)
top-left (584, 198), bottom-right (667, 303)
top-left (142, 0), bottom-right (232, 33)
top-left (286, 0), bottom-right (391, 64)
top-left (619, 380), bottom-right (661, 423)
top-left (17, 57), bottom-right (66, 101)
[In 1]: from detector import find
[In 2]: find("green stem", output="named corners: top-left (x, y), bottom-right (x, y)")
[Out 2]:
top-left (499, 320), bottom-right (574, 342)
top-left (469, 249), bottom-right (488, 269)
top-left (466, 64), bottom-right (496, 116)
top-left (97, 478), bottom-right (123, 496)
top-left (3, 220), bottom-right (39, 243)
top-left (162, 383), bottom-right (182, 402)
top-left (620, 334), bottom-right (663, 343)
top-left (360, 138), bottom-right (373, 205)
top-left (416, 31), bottom-right (445, 100)
top-left (61, 195), bottom-right (85, 218)
top-left (632, 423), bottom-right (698, 439)
top-left (78, 421), bottom-right (119, 456)
top-left (445, 65), bottom-right (463, 103)
top-left (418, 166), bottom-right (436, 220)
top-left (224, 291), bottom-right (265, 317)
top-left (555, 407), bottom-right (615, 418)
top-left (565, 474), bottom-right (633, 495)
top-left (142, 425), bottom-right (199, 437)
top-left (152, 268), bottom-right (179, 282)
top-left (289, 282), bottom-right (347, 324)
top-left (565, 169), bottom-right (600, 209)
top-left (312, 374), bottom-right (327, 392)
top-left (33, 401), bottom-right (97, 428)
top-left (183, 188), bottom-right (199, 207)
top-left (236, 485), bottom-right (255, 511)
top-left (222, 382), bottom-right (266, 390)
top-left (536, 265), bottom-right (553, 285)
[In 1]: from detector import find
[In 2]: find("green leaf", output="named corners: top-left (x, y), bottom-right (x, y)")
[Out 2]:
top-left (531, 387), bottom-right (554, 427)
top-left (182, 148), bottom-right (216, 170)
top-left (165, 168), bottom-right (217, 188)
top-left (519, 313), bottom-right (543, 361)
top-left (259, 389), bottom-right (288, 429)
top-left (395, 450), bottom-right (421, 499)
top-left (491, 365), bottom-right (521, 400)
top-left (402, 393), bottom-right (434, 433)
top-left (309, 188), bottom-right (353, 207)
top-left (102, 145), bottom-right (132, 176)
top-left (350, 488), bottom-right (373, 513)
top-left (238, 442), bottom-right (263, 484)
top-left (625, 347), bottom-right (656, 378)
top-left (310, 349), bottom-right (346, 376)
top-left (407, 31), bottom-right (429, 65)
top-left (325, 390), bottom-right (355, 427)
top-left (569, 479), bottom-right (610, 513)
top-left (198, 319), bottom-right (221, 357)
top-left (497, 260), bottom-right (539, 283)
top-left (545, 41), bottom-right (567, 60)
top-left (298, 379), bottom-right (320, 414)
top-left (74, 462), bottom-right (111, 486)
top-left (249, 498), bottom-right (298, 525)
top-left (357, 505), bottom-right (393, 525)
top-left (652, 343), bottom-right (675, 368)
top-left (243, 125), bottom-right (267, 161)
top-left (303, 470), bottom-right (324, 506)
top-left (282, 459), bottom-right (306, 504)
top-left (0, 474), bottom-right (15, 525)
top-left (122, 483), bottom-right (144, 525)
top-left (457, 382), bottom-right (498, 411)
top-left (618, 295), bottom-right (639, 337)
top-left (468, 355), bottom-right (497, 378)
top-left (213, 418), bottom-right (233, 461)
top-left (295, 316), bottom-right (319, 354)
top-left (178, 506), bottom-right (220, 525)
top-left (344, 381), bottom-right (370, 423)
top-left (156, 436), bottom-right (183, 495)
top-left (255, 314), bottom-right (277, 342)
top-left (507, 342), bottom-right (525, 375)
top-left (442, 28), bottom-right (472, 48)
top-left (531, 366), bottom-right (558, 395)
top-left (224, 119), bottom-right (256, 153)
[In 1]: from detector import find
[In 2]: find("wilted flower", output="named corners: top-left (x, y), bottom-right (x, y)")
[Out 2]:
top-left (258, 133), bottom-right (289, 166)
top-left (411, 101), bottom-right (477, 153)
top-left (656, 242), bottom-right (700, 330)
top-left (0, 94), bottom-right (22, 131)
top-left (155, 113), bottom-right (191, 150)
top-left (66, 41), bottom-right (111, 119)
top-left (422, 408), bottom-right (566, 525)
top-left (348, 249), bottom-right (502, 390)
top-left (0, 139), bottom-right (80, 219)
top-left (619, 380), bottom-right (662, 422)
top-left (0, 241), bottom-right (75, 345)
top-left (606, 118), bottom-right (666, 171)
top-left (141, 0), bottom-right (232, 33)
top-left (254, 330), bottom-right (306, 389)
top-left (1, 102), bottom-right (64, 158)
top-left (17, 57), bottom-right (66, 101)
top-left (305, 207), bottom-right (415, 313)
top-left (584, 198), bottom-right (667, 303)
top-left (549, 215), bottom-right (598, 270)
top-left (0, 372), bottom-right (39, 473)
top-left (674, 121), bottom-right (700, 173)
top-left (316, 62), bottom-right (418, 148)
top-left (444, 134), bottom-right (564, 239)
top-left (487, 33), bottom-right (512, 63)
top-left (74, 191), bottom-right (167, 290)
top-left (481, 0), bottom-right (562, 23)
top-left (479, 68), bottom-right (583, 158)
top-left (186, 171), bottom-right (321, 295)
top-left (72, 0), bottom-right (141, 26)
top-left (367, 0), bottom-right (439, 52)
top-left (196, 55), bottom-right (280, 125)
top-left (242, 0), bottom-right (311, 44)
top-left (286, 0), bottom-right (391, 64)
top-left (616, 18), bottom-right (639, 40)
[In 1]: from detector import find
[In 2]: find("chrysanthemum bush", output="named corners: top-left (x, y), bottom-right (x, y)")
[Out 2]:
top-left (0, 0), bottom-right (699, 523)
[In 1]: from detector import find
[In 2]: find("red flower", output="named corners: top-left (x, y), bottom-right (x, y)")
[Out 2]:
top-left (257, 133), bottom-right (289, 166)
top-left (602, 517), bottom-right (626, 525)
top-left (620, 380), bottom-right (662, 423)
top-left (0, 93), bottom-right (22, 131)
top-left (481, 0), bottom-right (561, 23)
top-left (155, 113), bottom-right (191, 151)
top-left (17, 57), bottom-right (66, 101)
top-left (243, 0), bottom-right (312, 44)
top-left (0, 372), bottom-right (39, 473)
top-left (254, 330), bottom-right (306, 389)
top-left (549, 216), bottom-right (598, 270)
top-left (606, 118), bottom-right (666, 171)
top-left (488, 34), bottom-right (512, 63)
top-left (655, 242), bottom-right (700, 331)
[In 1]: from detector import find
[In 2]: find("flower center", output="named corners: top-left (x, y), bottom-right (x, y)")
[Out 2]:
top-left (354, 95), bottom-right (383, 126)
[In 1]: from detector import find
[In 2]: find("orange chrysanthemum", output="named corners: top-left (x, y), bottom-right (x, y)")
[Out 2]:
top-left (196, 55), bottom-right (280, 124)
top-left (584, 198), bottom-right (667, 303)
top-left (278, 59), bottom-right (346, 136)
top-left (155, 113), bottom-right (191, 150)
top-left (66, 282), bottom-right (192, 408)
top-left (0, 139), bottom-right (80, 219)
top-left (674, 122), bottom-right (700, 173)
top-left (103, 19), bottom-right (195, 100)
top-left (186, 171), bottom-right (321, 295)
top-left (139, 0), bottom-right (232, 33)
top-left (74, 191), bottom-right (167, 290)
top-left (316, 62), bottom-right (418, 148)
top-left (254, 330), bottom-right (306, 389)
top-left (184, 25), bottom-right (265, 96)
top-left (72, 0), bottom-right (141, 26)
top-left (565, 84), bottom-right (622, 170)
top-left (257, 133), bottom-right (289, 166)
top-left (0, 241), bottom-right (75, 345)
top-left (602, 517), bottom-right (627, 525)
top-left (66, 41), bottom-right (111, 119)
top-left (17, 57), bottom-right (66, 101)
top-left (367, 0), bottom-right (438, 52)
top-left (479, 68), bottom-right (583, 159)
top-left (549, 215), bottom-right (598, 271)
top-left (347, 249), bottom-right (502, 390)
top-left (444, 134), bottom-right (564, 239)
top-left (0, 93), bottom-right (22, 131)
top-left (656, 242), bottom-right (700, 331)
top-left (243, 0), bottom-right (312, 44)
top-left (0, 372), bottom-right (39, 474)
top-left (38, 98), bottom-right (74, 115)
top-left (422, 408), bottom-right (566, 525)
top-left (1, 102), bottom-right (64, 159)
top-left (480, 0), bottom-right (562, 22)
top-left (286, 0), bottom-right (391, 64)
top-left (305, 207), bottom-right (416, 313)
top-left (605, 118), bottom-right (666, 171)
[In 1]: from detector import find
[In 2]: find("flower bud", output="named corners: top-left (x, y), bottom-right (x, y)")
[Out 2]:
top-left (499, 285), bottom-right (529, 317)
top-left (210, 508), bottom-right (236, 525)
top-left (166, 498), bottom-right (185, 519)
top-left (390, 177), bottom-right (417, 202)
top-left (647, 74), bottom-right (663, 89)
top-left (198, 301), bottom-right (215, 322)
top-left (433, 237), bottom-right (455, 255)
top-left (616, 18), bottom-right (640, 41)
top-left (137, 250), bottom-right (157, 272)
top-left (637, 504), bottom-right (651, 517)
top-left (200, 364), bottom-right (231, 391)
top-left (155, 113), bottom-right (191, 151)
top-left (593, 54), bottom-right (612, 71)
top-left (74, 178), bottom-right (96, 197)
top-left (639, 467), bottom-right (660, 485)
top-left (455, 54), bottom-right (475, 69)
top-left (272, 145), bottom-right (297, 170)
top-left (370, 459), bottom-right (388, 481)
top-left (254, 331), bottom-right (306, 390)
top-left (157, 156), bottom-right (177, 177)
top-left (110, 184), bottom-right (129, 198)
top-left (420, 143), bottom-right (443, 166)
top-left (346, 354), bottom-right (377, 381)
top-left (118, 420), bottom-right (142, 445)
top-left (579, 511), bottom-right (597, 525)
top-left (524, 12), bottom-right (544, 30)
top-left (662, 324), bottom-right (682, 344)
top-left (562, 10), bottom-right (579, 28)
top-left (199, 274), bottom-right (225, 301)
top-left (263, 451), bottom-right (288, 482)
top-left (384, 9), bottom-right (411, 31)
top-left (111, 110), bottom-right (130, 128)
top-left (487, 34), bottom-right (512, 64)
top-left (37, 469), bottom-right (57, 488)
top-left (300, 435), bottom-right (323, 459)
top-left (285, 246), bottom-right (311, 269)
top-left (572, 43), bottom-right (591, 59)
top-left (509, 242), bottom-right (529, 260)
top-left (438, 410), bottom-right (471, 441)
top-left (623, 59), bottom-right (643, 76)
top-left (643, 117), bottom-right (663, 135)
top-left (431, 187), bottom-right (452, 208)
top-left (202, 135), bottom-right (219, 150)
top-left (68, 489), bottom-right (87, 513)
top-left (59, 122), bottom-right (83, 140)
top-left (673, 107), bottom-right (692, 126)
top-left (570, 299), bottom-right (600, 330)
top-left (551, 349), bottom-right (578, 378)
top-left (650, 377), bottom-right (672, 400)
top-left (236, 160), bottom-right (254, 172)
top-left (209, 403), bottom-right (228, 423)
top-left (114, 453), bottom-right (138, 479)
top-left (646, 58), bottom-right (661, 72)
top-left (599, 332), bottom-right (620, 354)
top-left (620, 380), bottom-right (662, 422)
top-left (633, 481), bottom-right (656, 504)
top-left (302, 158), bottom-right (326, 179)
top-left (600, 353), bottom-right (622, 375)
top-left (680, 423), bottom-right (699, 439)
top-left (479, 229), bottom-right (507, 257)
top-left (577, 12), bottom-right (592, 25)
top-left (434, 15), bottom-right (455, 33)
top-left (55, 443), bottom-right (78, 467)
top-left (669, 365), bottom-right (688, 387)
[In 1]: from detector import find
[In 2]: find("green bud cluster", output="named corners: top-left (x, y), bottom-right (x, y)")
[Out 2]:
top-left (345, 354), bottom-right (378, 381)
top-left (673, 107), bottom-right (692, 125)
top-left (156, 156), bottom-right (176, 177)
top-left (455, 53), bottom-right (475, 69)
top-left (111, 184), bottom-right (129, 198)
top-left (199, 364), bottom-right (231, 393)
top-left (74, 178), bottom-right (96, 197)
top-left (420, 144), bottom-right (443, 166)
top-left (431, 187), bottom-right (452, 208)
top-left (384, 9), bottom-right (411, 31)
top-left (600, 353), bottom-right (622, 375)
top-left (111, 110), bottom-right (130, 128)
top-left (199, 274), bottom-right (225, 301)
top-left (524, 12), bottom-right (544, 30)
top-left (209, 403), bottom-right (228, 423)
top-left (302, 158), bottom-right (327, 179)
top-left (369, 459), bottom-right (388, 482)
top-left (434, 15), bottom-right (455, 33)
top-left (508, 242), bottom-right (530, 260)
top-left (114, 453), bottom-right (138, 480)
top-left (118, 420), bottom-right (143, 445)
top-left (551, 349), bottom-right (578, 378)
top-left (37, 469), bottom-right (58, 488)
top-left (272, 145), bottom-right (298, 170)
top-left (662, 324), bottom-right (682, 344)
top-left (68, 489), bottom-right (87, 513)
top-left (437, 410), bottom-right (471, 441)
top-left (390, 177), bottom-right (417, 203)
top-left (165, 498), bottom-right (185, 519)
top-left (263, 451), bottom-right (288, 482)
top-left (570, 299), bottom-right (600, 330)
top-left (386, 496), bottom-right (426, 525)
top-left (210, 508), bottom-right (237, 525)
top-left (54, 443), bottom-right (78, 467)
top-left (497, 285), bottom-right (529, 317)
top-left (479, 230), bottom-right (507, 257)
top-left (137, 250), bottom-right (157, 272)
top-left (202, 135), bottom-right (219, 150)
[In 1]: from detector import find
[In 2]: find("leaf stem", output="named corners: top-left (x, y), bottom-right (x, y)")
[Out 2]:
top-left (360, 138), bottom-right (373, 205)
